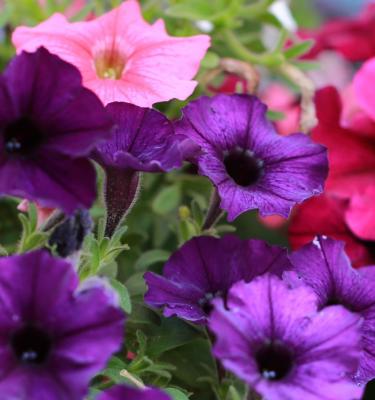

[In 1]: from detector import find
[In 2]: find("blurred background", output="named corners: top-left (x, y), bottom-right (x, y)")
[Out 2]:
top-left (0, 0), bottom-right (374, 398)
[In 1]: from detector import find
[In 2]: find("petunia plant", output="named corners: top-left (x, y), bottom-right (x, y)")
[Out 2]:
top-left (0, 0), bottom-right (375, 400)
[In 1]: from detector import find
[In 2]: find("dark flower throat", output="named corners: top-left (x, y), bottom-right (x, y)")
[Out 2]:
top-left (11, 326), bottom-right (52, 365)
top-left (4, 117), bottom-right (42, 156)
top-left (255, 342), bottom-right (293, 380)
top-left (224, 147), bottom-right (263, 187)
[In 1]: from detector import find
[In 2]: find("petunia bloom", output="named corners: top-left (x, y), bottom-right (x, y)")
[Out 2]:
top-left (12, 0), bottom-right (210, 107)
top-left (0, 47), bottom-right (112, 213)
top-left (0, 250), bottom-right (125, 400)
top-left (97, 385), bottom-right (170, 400)
top-left (286, 236), bottom-right (375, 383)
top-left (289, 194), bottom-right (375, 267)
top-left (300, 4), bottom-right (375, 62)
top-left (312, 86), bottom-right (375, 241)
top-left (209, 274), bottom-right (363, 400)
top-left (92, 102), bottom-right (196, 236)
top-left (175, 94), bottom-right (328, 221)
top-left (144, 235), bottom-right (291, 324)
top-left (354, 56), bottom-right (375, 123)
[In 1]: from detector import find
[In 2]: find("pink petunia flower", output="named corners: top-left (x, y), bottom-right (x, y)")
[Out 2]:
top-left (12, 0), bottom-right (210, 107)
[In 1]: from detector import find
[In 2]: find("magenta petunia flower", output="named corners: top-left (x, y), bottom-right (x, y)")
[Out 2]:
top-left (175, 94), bottom-right (328, 221)
top-left (12, 0), bottom-right (210, 107)
top-left (92, 102), bottom-right (196, 236)
top-left (286, 236), bottom-right (375, 383)
top-left (0, 47), bottom-right (113, 213)
top-left (144, 235), bottom-right (291, 324)
top-left (97, 385), bottom-right (170, 400)
top-left (209, 274), bottom-right (363, 400)
top-left (0, 250), bottom-right (125, 400)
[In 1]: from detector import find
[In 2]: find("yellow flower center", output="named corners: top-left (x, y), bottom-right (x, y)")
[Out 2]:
top-left (94, 49), bottom-right (126, 80)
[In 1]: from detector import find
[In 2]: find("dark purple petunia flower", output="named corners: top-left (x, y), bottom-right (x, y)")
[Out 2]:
top-left (93, 102), bottom-right (193, 174)
top-left (97, 385), bottom-right (171, 400)
top-left (92, 102), bottom-right (196, 236)
top-left (175, 94), bottom-right (328, 221)
top-left (144, 235), bottom-right (291, 324)
top-left (0, 250), bottom-right (125, 400)
top-left (209, 274), bottom-right (363, 400)
top-left (0, 47), bottom-right (112, 213)
top-left (286, 236), bottom-right (375, 384)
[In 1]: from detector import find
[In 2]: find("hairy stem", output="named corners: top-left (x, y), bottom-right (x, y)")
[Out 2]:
top-left (202, 188), bottom-right (223, 231)
top-left (104, 168), bottom-right (141, 237)
top-left (222, 29), bottom-right (284, 68)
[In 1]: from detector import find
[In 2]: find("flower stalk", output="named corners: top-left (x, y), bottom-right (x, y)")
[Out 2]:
top-left (104, 168), bottom-right (141, 237)
top-left (202, 188), bottom-right (223, 231)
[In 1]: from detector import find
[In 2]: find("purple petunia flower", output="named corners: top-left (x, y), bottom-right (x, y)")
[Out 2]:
top-left (97, 385), bottom-right (171, 400)
top-left (144, 235), bottom-right (291, 324)
top-left (93, 102), bottom-right (193, 174)
top-left (0, 47), bottom-right (113, 213)
top-left (175, 94), bottom-right (328, 221)
top-left (286, 236), bottom-right (375, 384)
top-left (92, 102), bottom-right (196, 236)
top-left (0, 250), bottom-right (125, 400)
top-left (209, 274), bottom-right (363, 400)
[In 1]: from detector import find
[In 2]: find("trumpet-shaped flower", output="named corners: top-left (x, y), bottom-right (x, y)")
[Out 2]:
top-left (0, 48), bottom-right (112, 213)
top-left (12, 0), bottom-right (210, 107)
top-left (144, 235), bottom-right (291, 324)
top-left (175, 94), bottom-right (328, 221)
top-left (209, 274), bottom-right (363, 400)
top-left (0, 250), bottom-right (125, 400)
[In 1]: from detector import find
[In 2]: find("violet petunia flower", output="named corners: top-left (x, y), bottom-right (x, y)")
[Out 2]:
top-left (144, 235), bottom-right (291, 324)
top-left (97, 385), bottom-right (170, 400)
top-left (12, 0), bottom-right (210, 107)
top-left (175, 94), bottom-right (328, 221)
top-left (286, 236), bottom-right (375, 383)
top-left (92, 102), bottom-right (195, 236)
top-left (209, 274), bottom-right (363, 400)
top-left (0, 47), bottom-right (113, 213)
top-left (0, 250), bottom-right (125, 400)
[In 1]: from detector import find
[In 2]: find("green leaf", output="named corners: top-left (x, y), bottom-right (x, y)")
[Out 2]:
top-left (291, 60), bottom-right (320, 71)
top-left (165, 388), bottom-right (191, 400)
top-left (161, 339), bottom-right (217, 390)
top-left (284, 39), bottom-right (315, 59)
top-left (146, 317), bottom-right (200, 358)
top-left (134, 249), bottom-right (170, 271)
top-left (110, 278), bottom-right (132, 314)
top-left (227, 386), bottom-right (242, 400)
top-left (152, 186), bottom-right (181, 215)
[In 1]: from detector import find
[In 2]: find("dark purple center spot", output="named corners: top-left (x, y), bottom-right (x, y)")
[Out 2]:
top-left (4, 117), bottom-right (42, 156)
top-left (223, 147), bottom-right (263, 187)
top-left (11, 326), bottom-right (52, 365)
top-left (198, 290), bottom-right (224, 315)
top-left (255, 342), bottom-right (293, 380)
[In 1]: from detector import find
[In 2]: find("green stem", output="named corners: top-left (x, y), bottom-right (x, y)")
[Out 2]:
top-left (222, 29), bottom-right (284, 67)
top-left (202, 188), bottom-right (223, 231)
